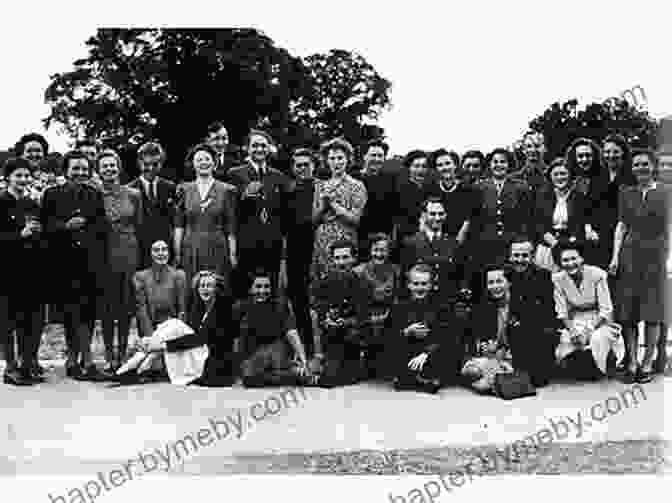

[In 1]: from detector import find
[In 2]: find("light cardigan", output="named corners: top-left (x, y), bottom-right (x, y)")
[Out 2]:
top-left (552, 265), bottom-right (613, 323)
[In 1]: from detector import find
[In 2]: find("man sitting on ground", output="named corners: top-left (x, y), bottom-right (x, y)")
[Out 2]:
top-left (237, 269), bottom-right (310, 387)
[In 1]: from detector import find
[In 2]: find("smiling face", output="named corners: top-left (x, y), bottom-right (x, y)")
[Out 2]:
top-left (66, 157), bottom-right (91, 184)
top-left (139, 154), bottom-right (162, 181)
top-left (248, 134), bottom-right (271, 164)
top-left (523, 134), bottom-right (545, 164)
top-left (364, 145), bottom-right (386, 174)
top-left (602, 141), bottom-right (624, 172)
top-left (327, 148), bottom-right (349, 178)
top-left (408, 270), bottom-right (432, 300)
top-left (193, 149), bottom-right (215, 177)
top-left (550, 162), bottom-right (570, 190)
top-left (250, 276), bottom-right (272, 303)
top-left (207, 127), bottom-right (229, 154)
top-left (509, 241), bottom-right (534, 273)
top-left (575, 145), bottom-right (594, 174)
top-left (150, 240), bottom-right (170, 266)
top-left (98, 155), bottom-right (121, 183)
top-left (436, 154), bottom-right (458, 185)
top-left (632, 153), bottom-right (655, 186)
top-left (22, 140), bottom-right (45, 168)
top-left (559, 248), bottom-right (583, 276)
top-left (490, 152), bottom-right (509, 179)
top-left (461, 156), bottom-right (483, 181)
top-left (292, 154), bottom-right (314, 181)
top-left (198, 275), bottom-right (217, 303)
top-left (408, 156), bottom-right (428, 183)
top-left (370, 239), bottom-right (390, 263)
top-left (423, 201), bottom-right (446, 232)
top-left (7, 167), bottom-right (32, 193)
top-left (486, 269), bottom-right (510, 301)
top-left (332, 246), bottom-right (355, 272)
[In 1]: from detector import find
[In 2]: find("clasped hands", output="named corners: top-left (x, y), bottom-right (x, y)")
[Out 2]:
top-left (403, 322), bottom-right (430, 338)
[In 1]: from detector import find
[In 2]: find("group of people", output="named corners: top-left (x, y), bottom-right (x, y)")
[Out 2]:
top-left (0, 125), bottom-right (669, 394)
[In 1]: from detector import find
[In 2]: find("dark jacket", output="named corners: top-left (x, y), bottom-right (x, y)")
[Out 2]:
top-left (533, 187), bottom-right (590, 243)
top-left (393, 177), bottom-right (440, 240)
top-left (473, 178), bottom-right (532, 242)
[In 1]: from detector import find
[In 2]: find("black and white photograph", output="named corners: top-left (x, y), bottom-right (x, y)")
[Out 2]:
top-left (0, 2), bottom-right (669, 502)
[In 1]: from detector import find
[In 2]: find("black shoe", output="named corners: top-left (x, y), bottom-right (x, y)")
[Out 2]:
top-left (416, 377), bottom-right (441, 394)
top-left (75, 365), bottom-right (108, 382)
top-left (66, 364), bottom-right (83, 379)
top-left (3, 368), bottom-right (34, 386)
top-left (636, 369), bottom-right (656, 384)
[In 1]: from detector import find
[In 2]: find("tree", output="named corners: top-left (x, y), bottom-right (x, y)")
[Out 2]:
top-left (288, 49), bottom-right (391, 154)
top-left (526, 98), bottom-right (659, 161)
top-left (44, 28), bottom-right (310, 179)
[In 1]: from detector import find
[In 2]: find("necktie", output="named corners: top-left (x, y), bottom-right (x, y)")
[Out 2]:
top-left (148, 181), bottom-right (156, 202)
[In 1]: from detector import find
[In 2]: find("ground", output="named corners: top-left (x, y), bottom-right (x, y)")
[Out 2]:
top-left (1, 325), bottom-right (670, 478)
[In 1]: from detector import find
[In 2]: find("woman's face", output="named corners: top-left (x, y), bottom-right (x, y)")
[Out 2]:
top-left (208, 127), bottom-right (229, 154)
top-left (98, 155), bottom-right (120, 182)
top-left (436, 155), bottom-right (457, 184)
top-left (8, 167), bottom-right (32, 192)
top-left (150, 240), bottom-right (170, 266)
top-left (408, 271), bottom-right (432, 300)
top-left (249, 134), bottom-right (271, 163)
top-left (602, 141), bottom-right (624, 172)
top-left (461, 157), bottom-right (483, 181)
top-left (632, 153), bottom-right (654, 186)
top-left (198, 276), bottom-right (217, 303)
top-left (560, 249), bottom-right (583, 276)
top-left (193, 150), bottom-right (214, 177)
top-left (550, 163), bottom-right (570, 190)
top-left (370, 239), bottom-right (390, 263)
top-left (408, 156), bottom-right (428, 182)
top-left (327, 148), bottom-right (348, 178)
top-left (22, 141), bottom-right (45, 168)
top-left (490, 153), bottom-right (509, 178)
top-left (250, 276), bottom-right (272, 303)
top-left (575, 145), bottom-right (593, 174)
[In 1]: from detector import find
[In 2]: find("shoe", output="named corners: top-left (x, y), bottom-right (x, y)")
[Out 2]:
top-left (416, 377), bottom-right (441, 394)
top-left (66, 364), bottom-right (83, 379)
top-left (31, 361), bottom-right (46, 376)
top-left (75, 365), bottom-right (109, 382)
top-left (621, 369), bottom-right (637, 384)
top-left (3, 369), bottom-right (34, 386)
top-left (636, 369), bottom-right (656, 384)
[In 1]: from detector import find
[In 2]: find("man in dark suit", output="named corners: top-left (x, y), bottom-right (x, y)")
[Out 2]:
top-left (127, 142), bottom-right (177, 269)
top-left (400, 197), bottom-right (466, 303)
top-left (353, 139), bottom-right (397, 260)
top-left (226, 129), bottom-right (290, 298)
top-left (205, 121), bottom-right (236, 181)
top-left (41, 150), bottom-right (109, 380)
top-left (284, 147), bottom-right (317, 355)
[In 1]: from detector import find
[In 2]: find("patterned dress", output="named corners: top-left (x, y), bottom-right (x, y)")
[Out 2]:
top-left (311, 174), bottom-right (367, 279)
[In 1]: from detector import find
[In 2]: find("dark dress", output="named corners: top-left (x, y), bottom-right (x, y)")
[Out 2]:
top-left (175, 180), bottom-right (237, 284)
top-left (393, 177), bottom-right (440, 243)
top-left (617, 184), bottom-right (671, 323)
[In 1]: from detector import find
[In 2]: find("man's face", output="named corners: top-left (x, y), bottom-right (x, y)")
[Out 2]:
top-left (603, 141), bottom-right (624, 171)
top-left (436, 154), bottom-right (457, 184)
top-left (523, 134), bottom-right (545, 164)
top-left (408, 270), bottom-right (432, 300)
top-left (79, 145), bottom-right (98, 164)
top-left (332, 246), bottom-right (355, 272)
top-left (490, 153), bottom-right (509, 179)
top-left (632, 153), bottom-right (654, 186)
top-left (370, 239), bottom-right (390, 263)
top-left (22, 141), bottom-right (45, 168)
top-left (150, 240), bottom-right (170, 265)
top-left (139, 154), bottom-right (162, 180)
top-left (250, 276), bottom-right (272, 303)
top-left (408, 157), bottom-right (428, 182)
top-left (575, 145), bottom-right (593, 174)
top-left (461, 156), bottom-right (482, 181)
top-left (486, 269), bottom-right (510, 300)
top-left (292, 155), bottom-right (314, 181)
top-left (364, 146), bottom-right (386, 173)
top-left (510, 241), bottom-right (534, 273)
top-left (66, 158), bottom-right (91, 184)
top-left (423, 201), bottom-right (446, 232)
top-left (249, 134), bottom-right (270, 163)
top-left (207, 127), bottom-right (229, 154)
top-left (657, 153), bottom-right (672, 185)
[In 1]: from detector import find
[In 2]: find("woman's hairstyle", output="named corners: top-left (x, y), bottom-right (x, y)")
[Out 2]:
top-left (320, 137), bottom-right (354, 161)
top-left (602, 133), bottom-right (634, 179)
top-left (461, 149), bottom-right (485, 166)
top-left (630, 147), bottom-right (658, 178)
top-left (565, 137), bottom-right (603, 179)
top-left (546, 156), bottom-right (574, 182)
top-left (552, 237), bottom-right (586, 268)
top-left (2, 157), bottom-right (34, 178)
top-left (403, 149), bottom-right (429, 169)
top-left (486, 147), bottom-right (518, 173)
top-left (329, 238), bottom-right (357, 257)
top-left (246, 129), bottom-right (275, 149)
top-left (137, 141), bottom-right (165, 161)
top-left (96, 148), bottom-right (123, 173)
top-left (364, 139), bottom-right (389, 156)
top-left (184, 143), bottom-right (218, 170)
top-left (15, 133), bottom-right (49, 156)
top-left (368, 232), bottom-right (391, 248)
top-left (206, 121), bottom-right (228, 136)
top-left (291, 147), bottom-right (317, 164)
top-left (61, 150), bottom-right (91, 172)
top-left (482, 262), bottom-right (512, 285)
top-left (431, 148), bottom-right (461, 172)
top-left (191, 270), bottom-right (228, 296)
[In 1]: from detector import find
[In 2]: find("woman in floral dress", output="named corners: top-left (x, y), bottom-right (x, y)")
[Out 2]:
top-left (311, 138), bottom-right (367, 279)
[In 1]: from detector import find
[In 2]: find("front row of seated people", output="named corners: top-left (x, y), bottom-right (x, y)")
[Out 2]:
top-left (122, 235), bottom-right (639, 393)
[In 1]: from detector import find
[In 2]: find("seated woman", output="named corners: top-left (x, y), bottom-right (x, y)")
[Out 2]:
top-left (237, 269), bottom-right (310, 387)
top-left (388, 264), bottom-right (462, 394)
top-left (552, 239), bottom-right (625, 380)
top-left (352, 233), bottom-right (400, 379)
top-left (115, 306), bottom-right (209, 385)
top-left (461, 264), bottom-right (515, 394)
top-left (188, 271), bottom-right (237, 387)
top-left (133, 240), bottom-right (188, 341)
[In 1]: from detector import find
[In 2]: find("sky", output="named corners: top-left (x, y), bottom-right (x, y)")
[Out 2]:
top-left (1, 0), bottom-right (671, 156)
